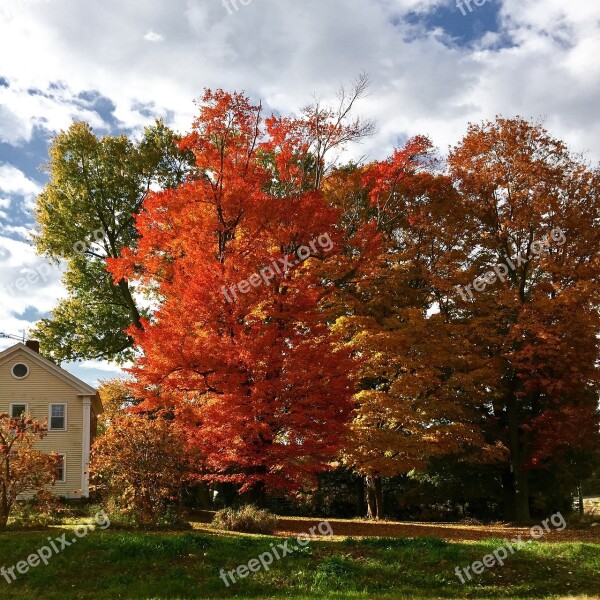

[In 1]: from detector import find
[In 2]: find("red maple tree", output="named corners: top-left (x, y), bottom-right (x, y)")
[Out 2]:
top-left (109, 89), bottom-right (371, 493)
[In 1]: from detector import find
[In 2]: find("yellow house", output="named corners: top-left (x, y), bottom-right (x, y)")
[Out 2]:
top-left (0, 341), bottom-right (103, 499)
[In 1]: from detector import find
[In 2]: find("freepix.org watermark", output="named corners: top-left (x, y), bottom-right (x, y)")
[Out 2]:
top-left (454, 511), bottom-right (566, 583)
top-left (1, 510), bottom-right (110, 584)
top-left (455, 227), bottom-right (566, 301)
top-left (222, 0), bottom-right (253, 15)
top-left (221, 233), bottom-right (334, 304)
top-left (0, 226), bottom-right (108, 298)
top-left (72, 227), bottom-right (107, 256)
top-left (456, 0), bottom-right (488, 17)
top-left (219, 520), bottom-right (334, 587)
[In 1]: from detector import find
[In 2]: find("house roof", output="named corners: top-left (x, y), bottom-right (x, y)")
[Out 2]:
top-left (0, 343), bottom-right (103, 413)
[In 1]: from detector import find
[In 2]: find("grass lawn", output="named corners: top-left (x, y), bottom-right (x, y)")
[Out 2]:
top-left (0, 526), bottom-right (598, 599)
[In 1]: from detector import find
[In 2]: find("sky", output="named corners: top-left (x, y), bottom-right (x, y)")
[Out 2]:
top-left (0, 0), bottom-right (599, 386)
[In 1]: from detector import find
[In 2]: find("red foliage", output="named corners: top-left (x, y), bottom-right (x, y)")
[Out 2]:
top-left (109, 90), bottom-right (356, 493)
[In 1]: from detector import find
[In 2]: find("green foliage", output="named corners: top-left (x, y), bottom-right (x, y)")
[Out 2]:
top-left (32, 120), bottom-right (194, 362)
top-left (99, 502), bottom-right (192, 531)
top-left (211, 505), bottom-right (278, 534)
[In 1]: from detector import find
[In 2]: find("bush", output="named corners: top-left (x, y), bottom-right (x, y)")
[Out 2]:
top-left (91, 414), bottom-right (191, 526)
top-left (211, 505), bottom-right (277, 534)
top-left (8, 492), bottom-right (71, 528)
top-left (93, 498), bottom-right (191, 531)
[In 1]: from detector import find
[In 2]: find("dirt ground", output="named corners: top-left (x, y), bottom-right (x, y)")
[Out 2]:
top-left (274, 516), bottom-right (600, 543)
top-left (191, 510), bottom-right (600, 543)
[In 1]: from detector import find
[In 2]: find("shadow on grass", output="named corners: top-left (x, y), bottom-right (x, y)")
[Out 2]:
top-left (0, 530), bottom-right (597, 599)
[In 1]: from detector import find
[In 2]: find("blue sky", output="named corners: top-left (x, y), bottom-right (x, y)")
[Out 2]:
top-left (1, 0), bottom-right (599, 386)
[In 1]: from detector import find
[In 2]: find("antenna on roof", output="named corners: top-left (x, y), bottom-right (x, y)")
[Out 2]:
top-left (0, 331), bottom-right (27, 343)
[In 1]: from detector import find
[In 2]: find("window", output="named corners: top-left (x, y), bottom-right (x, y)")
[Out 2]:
top-left (11, 363), bottom-right (29, 379)
top-left (9, 403), bottom-right (28, 418)
top-left (49, 404), bottom-right (67, 431)
top-left (54, 454), bottom-right (66, 483)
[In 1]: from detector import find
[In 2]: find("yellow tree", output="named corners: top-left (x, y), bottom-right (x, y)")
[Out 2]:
top-left (330, 138), bottom-right (501, 518)
top-left (97, 378), bottom-right (137, 432)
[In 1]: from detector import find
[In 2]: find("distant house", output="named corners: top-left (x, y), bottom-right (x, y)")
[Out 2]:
top-left (0, 341), bottom-right (103, 498)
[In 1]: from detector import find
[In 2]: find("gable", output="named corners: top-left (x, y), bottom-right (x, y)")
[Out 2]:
top-left (0, 343), bottom-right (98, 399)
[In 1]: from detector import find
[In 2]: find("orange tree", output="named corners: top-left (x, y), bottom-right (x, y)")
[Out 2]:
top-left (329, 138), bottom-right (503, 518)
top-left (108, 89), bottom-right (375, 496)
top-left (91, 412), bottom-right (191, 524)
top-left (327, 120), bottom-right (600, 521)
top-left (0, 413), bottom-right (58, 528)
top-left (445, 117), bottom-right (600, 521)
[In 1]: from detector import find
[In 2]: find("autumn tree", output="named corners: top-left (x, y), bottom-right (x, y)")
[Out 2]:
top-left (91, 412), bottom-right (190, 524)
top-left (33, 120), bottom-right (193, 363)
top-left (264, 72), bottom-right (375, 193)
top-left (329, 138), bottom-right (502, 518)
top-left (109, 87), bottom-right (375, 496)
top-left (0, 414), bottom-right (58, 528)
top-left (329, 120), bottom-right (600, 521)
top-left (446, 117), bottom-right (600, 521)
top-left (97, 378), bottom-right (138, 434)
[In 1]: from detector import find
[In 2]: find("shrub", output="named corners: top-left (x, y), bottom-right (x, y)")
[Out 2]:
top-left (8, 491), bottom-right (69, 528)
top-left (91, 498), bottom-right (192, 531)
top-left (91, 413), bottom-right (191, 526)
top-left (211, 505), bottom-right (277, 534)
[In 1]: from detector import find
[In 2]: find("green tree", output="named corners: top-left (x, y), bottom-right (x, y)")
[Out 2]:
top-left (32, 120), bottom-right (193, 362)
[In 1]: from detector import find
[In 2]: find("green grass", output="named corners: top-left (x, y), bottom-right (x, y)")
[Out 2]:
top-left (0, 526), bottom-right (598, 599)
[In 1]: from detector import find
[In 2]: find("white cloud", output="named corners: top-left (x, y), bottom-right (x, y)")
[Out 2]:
top-left (0, 81), bottom-right (109, 146)
top-left (0, 164), bottom-right (43, 212)
top-left (0, 164), bottom-right (42, 197)
top-left (78, 359), bottom-right (130, 372)
top-left (0, 235), bottom-right (65, 364)
top-left (143, 30), bottom-right (164, 42)
top-left (0, 0), bottom-right (596, 161)
top-left (0, 0), bottom-right (598, 385)
top-left (0, 235), bottom-right (64, 316)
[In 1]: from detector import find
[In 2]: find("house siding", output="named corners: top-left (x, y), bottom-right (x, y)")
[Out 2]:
top-left (0, 348), bottom-right (88, 498)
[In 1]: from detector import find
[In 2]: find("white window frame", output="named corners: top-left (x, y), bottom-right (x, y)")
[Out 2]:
top-left (54, 453), bottom-right (66, 483)
top-left (9, 402), bottom-right (28, 418)
top-left (10, 363), bottom-right (30, 380)
top-left (48, 403), bottom-right (67, 431)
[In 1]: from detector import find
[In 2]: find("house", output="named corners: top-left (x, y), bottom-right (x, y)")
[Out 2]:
top-left (0, 341), bottom-right (103, 498)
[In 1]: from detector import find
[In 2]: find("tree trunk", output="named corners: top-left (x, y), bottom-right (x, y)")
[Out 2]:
top-left (243, 480), bottom-right (267, 507)
top-left (501, 469), bottom-right (516, 522)
top-left (366, 475), bottom-right (377, 518)
top-left (578, 483), bottom-right (584, 517)
top-left (195, 483), bottom-right (212, 510)
top-left (365, 476), bottom-right (383, 519)
top-left (0, 489), bottom-right (9, 529)
top-left (513, 468), bottom-right (530, 523)
top-left (506, 395), bottom-right (530, 523)
top-left (117, 279), bottom-right (143, 330)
